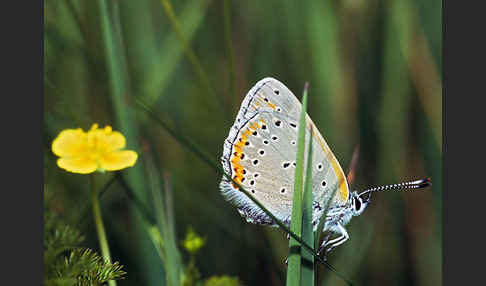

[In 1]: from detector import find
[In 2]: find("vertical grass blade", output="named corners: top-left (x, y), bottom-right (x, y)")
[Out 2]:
top-left (301, 120), bottom-right (315, 285)
top-left (378, 0), bottom-right (411, 181)
top-left (286, 83), bottom-right (309, 286)
top-left (96, 1), bottom-right (164, 285)
top-left (223, 0), bottom-right (236, 115)
top-left (146, 156), bottom-right (182, 286)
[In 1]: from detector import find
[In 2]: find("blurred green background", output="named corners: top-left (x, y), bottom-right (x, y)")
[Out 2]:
top-left (44, 0), bottom-right (441, 285)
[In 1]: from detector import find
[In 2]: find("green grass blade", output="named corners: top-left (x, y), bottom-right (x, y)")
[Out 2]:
top-left (96, 1), bottom-right (164, 285)
top-left (301, 112), bottom-right (315, 285)
top-left (286, 83), bottom-right (308, 286)
top-left (146, 156), bottom-right (182, 286)
top-left (223, 0), bottom-right (236, 115)
top-left (142, 0), bottom-right (210, 107)
top-left (378, 0), bottom-right (411, 182)
top-left (159, 0), bottom-right (226, 119)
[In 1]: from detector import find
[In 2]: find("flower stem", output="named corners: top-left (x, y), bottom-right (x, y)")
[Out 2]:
top-left (91, 174), bottom-right (117, 286)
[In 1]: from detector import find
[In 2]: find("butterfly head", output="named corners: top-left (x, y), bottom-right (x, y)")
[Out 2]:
top-left (349, 191), bottom-right (370, 217)
top-left (348, 178), bottom-right (432, 217)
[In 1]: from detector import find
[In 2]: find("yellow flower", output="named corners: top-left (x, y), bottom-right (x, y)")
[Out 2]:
top-left (182, 227), bottom-right (205, 254)
top-left (52, 123), bottom-right (138, 174)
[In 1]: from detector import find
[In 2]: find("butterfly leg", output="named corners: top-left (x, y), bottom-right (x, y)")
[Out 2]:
top-left (317, 233), bottom-right (332, 256)
top-left (323, 223), bottom-right (349, 256)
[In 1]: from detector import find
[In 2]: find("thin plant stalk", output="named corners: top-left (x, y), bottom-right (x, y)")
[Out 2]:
top-left (90, 174), bottom-right (117, 286)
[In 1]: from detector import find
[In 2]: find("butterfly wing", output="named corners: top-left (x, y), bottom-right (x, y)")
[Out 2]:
top-left (220, 77), bottom-right (349, 226)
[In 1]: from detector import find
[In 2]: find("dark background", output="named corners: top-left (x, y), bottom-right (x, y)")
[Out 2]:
top-left (44, 0), bottom-right (442, 285)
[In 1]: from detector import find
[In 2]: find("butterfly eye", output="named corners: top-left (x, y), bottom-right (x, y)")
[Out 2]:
top-left (354, 197), bottom-right (361, 211)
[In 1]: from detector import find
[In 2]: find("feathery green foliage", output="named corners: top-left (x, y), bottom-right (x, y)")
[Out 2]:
top-left (51, 249), bottom-right (126, 286)
top-left (44, 203), bottom-right (126, 286)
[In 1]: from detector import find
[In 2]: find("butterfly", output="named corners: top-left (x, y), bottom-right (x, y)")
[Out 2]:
top-left (219, 77), bottom-right (431, 257)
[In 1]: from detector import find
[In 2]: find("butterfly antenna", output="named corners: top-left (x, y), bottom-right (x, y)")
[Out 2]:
top-left (358, 178), bottom-right (431, 198)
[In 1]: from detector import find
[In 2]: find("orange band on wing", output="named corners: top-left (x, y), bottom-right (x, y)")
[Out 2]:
top-left (230, 121), bottom-right (262, 189)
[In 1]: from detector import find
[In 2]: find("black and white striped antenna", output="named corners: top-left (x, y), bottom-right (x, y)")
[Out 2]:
top-left (358, 178), bottom-right (431, 197)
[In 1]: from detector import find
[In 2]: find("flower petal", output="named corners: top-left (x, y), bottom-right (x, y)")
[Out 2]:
top-left (98, 130), bottom-right (126, 152)
top-left (57, 157), bottom-right (98, 174)
top-left (52, 129), bottom-right (87, 157)
top-left (99, 150), bottom-right (138, 171)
